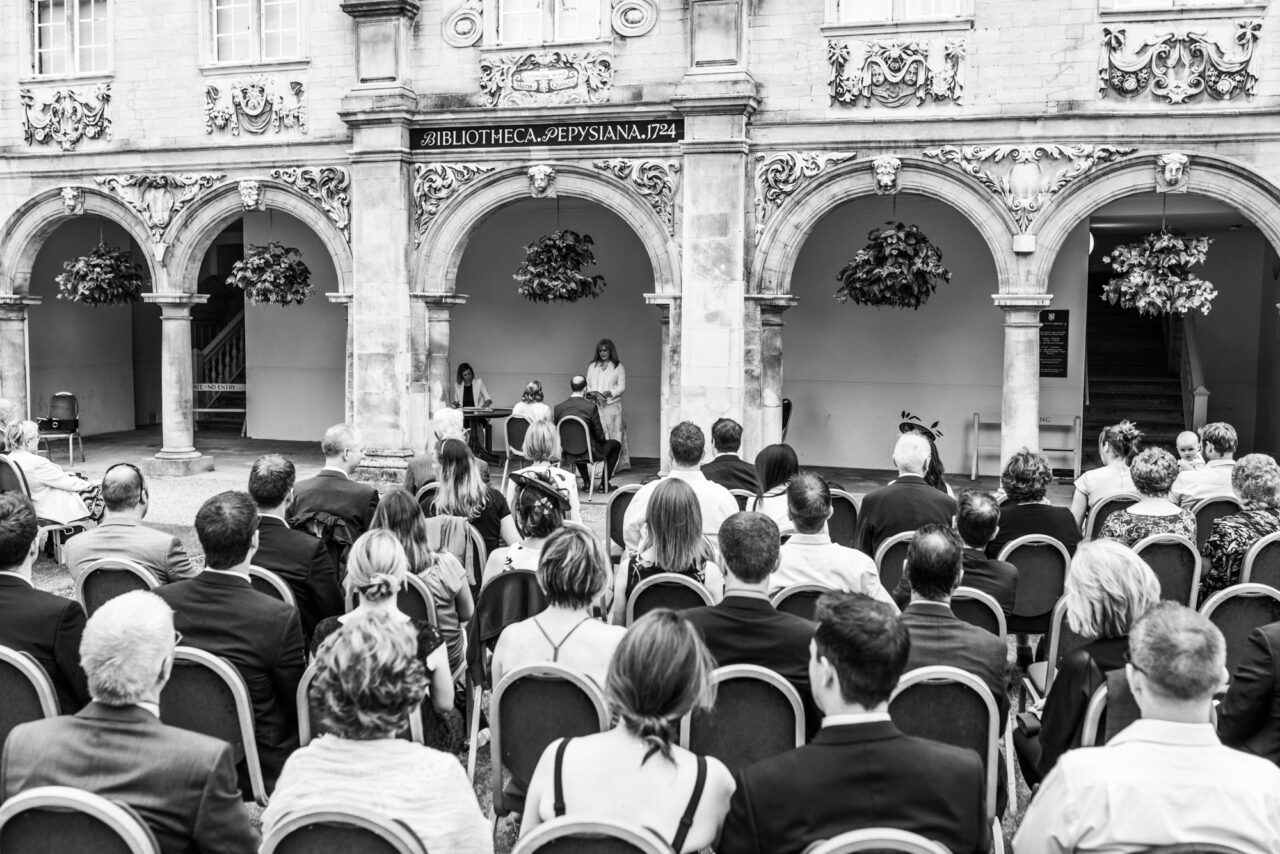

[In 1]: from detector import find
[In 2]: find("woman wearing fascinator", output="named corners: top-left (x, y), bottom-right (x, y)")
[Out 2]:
top-left (483, 469), bottom-right (572, 584)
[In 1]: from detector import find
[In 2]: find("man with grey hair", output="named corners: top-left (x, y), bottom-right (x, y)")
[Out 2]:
top-left (1171, 421), bottom-right (1238, 509)
top-left (1015, 602), bottom-right (1280, 853)
top-left (0, 591), bottom-right (259, 853)
top-left (289, 423), bottom-right (379, 538)
top-left (854, 432), bottom-right (957, 557)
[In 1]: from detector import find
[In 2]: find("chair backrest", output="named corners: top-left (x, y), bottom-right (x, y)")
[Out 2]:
top-left (512, 817), bottom-right (671, 854)
top-left (0, 786), bottom-right (160, 854)
top-left (604, 484), bottom-right (641, 554)
top-left (625, 573), bottom-right (714, 625)
top-left (889, 665), bottom-right (998, 824)
top-left (1084, 492), bottom-right (1140, 540)
top-left (158, 647), bottom-right (267, 805)
top-left (769, 584), bottom-right (832, 622)
top-left (557, 416), bottom-right (593, 460)
top-left (506, 416), bottom-right (533, 458)
top-left (296, 661), bottom-right (423, 748)
top-left (997, 535), bottom-right (1071, 632)
top-left (1241, 531), bottom-right (1280, 592)
top-left (1200, 583), bottom-right (1280, 676)
top-left (260, 805), bottom-right (428, 854)
top-left (248, 565), bottom-right (298, 608)
top-left (48, 392), bottom-right (79, 421)
top-left (805, 828), bottom-right (951, 854)
top-left (1133, 534), bottom-right (1202, 608)
top-left (413, 482), bottom-right (439, 513)
top-left (679, 664), bottom-right (804, 775)
top-left (76, 559), bottom-right (161, 616)
top-left (397, 572), bottom-right (438, 627)
top-left (1192, 495), bottom-right (1245, 554)
top-left (728, 488), bottom-right (753, 513)
top-left (471, 570), bottom-right (549, 683)
top-left (1080, 668), bottom-right (1140, 747)
top-left (781, 398), bottom-right (792, 440)
top-left (828, 490), bottom-right (860, 549)
top-left (1140, 845), bottom-right (1254, 854)
top-left (491, 664), bottom-right (610, 818)
top-left (1042, 596), bottom-right (1089, 693)
top-left (873, 532), bottom-right (914, 595)
top-left (0, 455), bottom-right (28, 495)
top-left (950, 587), bottom-right (1006, 637)
top-left (0, 645), bottom-right (59, 745)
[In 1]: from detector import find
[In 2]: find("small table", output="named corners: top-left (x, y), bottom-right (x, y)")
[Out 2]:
top-left (461, 407), bottom-right (512, 462)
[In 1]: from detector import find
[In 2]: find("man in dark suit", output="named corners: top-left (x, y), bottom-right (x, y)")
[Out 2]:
top-left (552, 375), bottom-right (621, 491)
top-left (155, 491), bottom-right (305, 793)
top-left (1, 590), bottom-right (258, 854)
top-left (0, 492), bottom-right (89, 713)
top-left (289, 423), bottom-right (379, 538)
top-left (701, 418), bottom-right (759, 493)
top-left (718, 593), bottom-right (988, 854)
top-left (1218, 618), bottom-right (1280, 765)
top-left (249, 454), bottom-right (341, 643)
top-left (854, 432), bottom-right (957, 557)
top-left (684, 512), bottom-right (818, 735)
top-left (956, 491), bottom-right (1018, 614)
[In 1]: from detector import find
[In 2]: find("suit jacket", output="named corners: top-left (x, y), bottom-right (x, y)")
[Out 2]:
top-left (154, 572), bottom-right (305, 790)
top-left (552, 395), bottom-right (609, 458)
top-left (1219, 620), bottom-right (1280, 765)
top-left (64, 516), bottom-right (196, 584)
top-left (986, 502), bottom-right (1082, 559)
top-left (0, 703), bottom-right (259, 854)
top-left (853, 476), bottom-right (957, 557)
top-left (960, 547), bottom-right (1018, 615)
top-left (289, 469), bottom-right (379, 538)
top-left (0, 574), bottom-right (89, 713)
top-left (701, 454), bottom-right (759, 493)
top-left (718, 721), bottom-right (988, 854)
top-left (901, 600), bottom-right (1010, 730)
top-left (253, 516), bottom-right (341, 642)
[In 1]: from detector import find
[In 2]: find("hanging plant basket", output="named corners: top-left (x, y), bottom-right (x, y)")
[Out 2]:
top-left (227, 242), bottom-right (313, 306)
top-left (834, 222), bottom-right (951, 310)
top-left (1103, 231), bottom-right (1217, 317)
top-left (55, 243), bottom-right (146, 306)
top-left (514, 230), bottom-right (607, 304)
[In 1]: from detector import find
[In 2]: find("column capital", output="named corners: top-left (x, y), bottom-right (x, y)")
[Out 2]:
top-left (992, 293), bottom-right (1052, 310)
top-left (326, 291), bottom-right (354, 306)
top-left (746, 294), bottom-right (800, 311)
top-left (643, 292), bottom-right (682, 306)
top-left (0, 295), bottom-right (41, 308)
top-left (410, 292), bottom-right (470, 307)
top-left (340, 0), bottom-right (419, 19)
top-left (142, 293), bottom-right (209, 306)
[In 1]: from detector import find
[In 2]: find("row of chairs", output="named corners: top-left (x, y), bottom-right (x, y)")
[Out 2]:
top-left (502, 414), bottom-right (611, 500)
top-left (1089, 492), bottom-right (1247, 555)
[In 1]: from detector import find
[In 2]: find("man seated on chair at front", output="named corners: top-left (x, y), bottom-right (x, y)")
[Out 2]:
top-left (552, 375), bottom-right (621, 493)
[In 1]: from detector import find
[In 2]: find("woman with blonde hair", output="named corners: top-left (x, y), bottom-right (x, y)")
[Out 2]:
top-left (504, 419), bottom-right (581, 522)
top-left (521, 609), bottom-right (735, 852)
top-left (1099, 447), bottom-right (1195, 546)
top-left (1071, 420), bottom-right (1142, 528)
top-left (511, 380), bottom-right (552, 423)
top-left (1203, 453), bottom-right (1280, 599)
top-left (4, 419), bottom-right (94, 524)
top-left (429, 438), bottom-right (518, 554)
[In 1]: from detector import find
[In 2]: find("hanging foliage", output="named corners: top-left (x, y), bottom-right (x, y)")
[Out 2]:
top-left (1103, 231), bottom-right (1217, 317)
top-left (227, 241), bottom-right (313, 306)
top-left (834, 222), bottom-right (951, 310)
top-left (55, 243), bottom-right (146, 306)
top-left (514, 230), bottom-right (607, 304)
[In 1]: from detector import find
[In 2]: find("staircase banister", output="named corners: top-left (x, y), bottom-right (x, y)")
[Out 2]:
top-left (199, 310), bottom-right (245, 360)
top-left (1183, 315), bottom-right (1209, 429)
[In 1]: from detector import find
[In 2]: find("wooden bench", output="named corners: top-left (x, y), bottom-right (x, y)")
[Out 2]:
top-left (970, 412), bottom-right (1081, 481)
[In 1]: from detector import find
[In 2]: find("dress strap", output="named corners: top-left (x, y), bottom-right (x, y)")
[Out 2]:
top-left (552, 737), bottom-right (572, 817)
top-left (669, 755), bottom-right (707, 853)
top-left (532, 615), bottom-right (593, 663)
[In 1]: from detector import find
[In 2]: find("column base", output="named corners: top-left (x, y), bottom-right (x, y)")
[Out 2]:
top-left (357, 448), bottom-right (415, 491)
top-left (141, 453), bottom-right (216, 477)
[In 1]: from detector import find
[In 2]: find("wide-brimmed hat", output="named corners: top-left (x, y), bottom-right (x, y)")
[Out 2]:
top-left (510, 471), bottom-right (571, 512)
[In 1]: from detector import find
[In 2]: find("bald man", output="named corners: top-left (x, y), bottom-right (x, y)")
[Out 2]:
top-left (853, 433), bottom-right (958, 557)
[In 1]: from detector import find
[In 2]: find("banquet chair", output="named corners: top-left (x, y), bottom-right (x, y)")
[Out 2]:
top-left (503, 415), bottom-right (533, 491)
top-left (770, 583), bottom-right (833, 621)
top-left (1241, 531), bottom-right (1280, 592)
top-left (874, 532), bottom-right (914, 597)
top-left (998, 535), bottom-right (1071, 636)
top-left (260, 804), bottom-right (428, 854)
top-left (781, 398), bottom-right (792, 442)
top-left (679, 664), bottom-right (804, 774)
top-left (604, 484), bottom-right (640, 565)
top-left (806, 828), bottom-right (950, 854)
top-left (1192, 495), bottom-right (1244, 554)
top-left (950, 587), bottom-right (1006, 638)
top-left (37, 391), bottom-right (85, 464)
top-left (0, 455), bottom-right (87, 566)
top-left (828, 490), bottom-right (860, 549)
top-left (248, 566), bottom-right (297, 609)
top-left (0, 786), bottom-right (160, 854)
top-left (1199, 583), bottom-right (1280, 676)
top-left (513, 817), bottom-right (671, 854)
top-left (342, 572), bottom-right (437, 628)
top-left (1084, 492), bottom-right (1140, 541)
top-left (1133, 534), bottom-right (1202, 607)
top-left (1020, 597), bottom-right (1088, 707)
top-left (729, 488), bottom-right (752, 512)
top-left (296, 662), bottom-right (424, 748)
top-left (625, 573), bottom-right (713, 625)
top-left (556, 416), bottom-right (601, 500)
top-left (76, 558), bottom-right (160, 616)
top-left (0, 645), bottom-right (59, 746)
top-left (1079, 668), bottom-right (1140, 747)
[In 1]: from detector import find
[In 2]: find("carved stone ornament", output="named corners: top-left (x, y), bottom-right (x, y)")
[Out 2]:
top-left (238, 180), bottom-right (264, 211)
top-left (828, 39), bottom-right (964, 108)
top-left (479, 50), bottom-right (613, 108)
top-left (872, 155), bottom-right (902, 195)
top-left (20, 84), bottom-right (112, 151)
top-left (269, 167), bottom-right (352, 241)
top-left (1099, 20), bottom-right (1261, 104)
top-left (94, 174), bottom-right (226, 243)
top-left (205, 76), bottom-right (307, 135)
top-left (60, 187), bottom-right (85, 215)
top-left (592, 159), bottom-right (681, 235)
top-left (443, 0), bottom-right (482, 47)
top-left (413, 163), bottom-right (496, 243)
top-left (527, 164), bottom-right (557, 198)
top-left (1155, 152), bottom-right (1190, 194)
top-left (754, 152), bottom-right (858, 239)
top-left (923, 144), bottom-right (1137, 232)
top-left (611, 0), bottom-right (658, 37)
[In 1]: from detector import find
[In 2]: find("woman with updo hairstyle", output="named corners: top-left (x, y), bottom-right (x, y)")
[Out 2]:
top-left (310, 530), bottom-right (461, 750)
top-left (752, 443), bottom-right (800, 532)
top-left (483, 469), bottom-right (571, 584)
top-left (263, 612), bottom-right (491, 853)
top-left (511, 380), bottom-right (552, 423)
top-left (521, 610), bottom-right (735, 852)
top-left (504, 419), bottom-right (581, 523)
top-left (1071, 420), bottom-right (1142, 528)
top-left (987, 448), bottom-right (1083, 557)
top-left (1099, 447), bottom-right (1195, 546)
top-left (1202, 453), bottom-right (1280, 600)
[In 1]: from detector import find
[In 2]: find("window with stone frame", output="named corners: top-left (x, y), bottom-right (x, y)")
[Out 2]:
top-left (1101, 0), bottom-right (1256, 8)
top-left (33, 0), bottom-right (110, 76)
top-left (210, 0), bottom-right (301, 64)
top-left (835, 0), bottom-right (973, 23)
top-left (497, 0), bottom-right (604, 45)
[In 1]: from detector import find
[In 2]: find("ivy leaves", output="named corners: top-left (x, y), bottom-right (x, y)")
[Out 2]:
top-left (835, 222), bottom-right (951, 310)
top-left (55, 243), bottom-right (146, 306)
top-left (515, 230), bottom-right (607, 304)
top-left (227, 242), bottom-right (313, 306)
top-left (1103, 231), bottom-right (1216, 317)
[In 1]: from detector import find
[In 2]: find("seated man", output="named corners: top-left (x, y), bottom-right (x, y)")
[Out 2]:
top-left (701, 418), bottom-right (759, 492)
top-left (1217, 616), bottom-right (1280, 766)
top-left (64, 463), bottom-right (195, 583)
top-left (854, 432), bottom-right (957, 557)
top-left (551, 375), bottom-right (621, 492)
top-left (1017, 601), bottom-right (1280, 853)
top-left (290, 423), bottom-right (380, 538)
top-left (1170, 421), bottom-right (1237, 509)
top-left (0, 591), bottom-right (259, 854)
top-left (622, 421), bottom-right (738, 550)
top-left (155, 491), bottom-right (306, 793)
top-left (718, 593), bottom-right (988, 854)
top-left (951, 490), bottom-right (1018, 614)
top-left (0, 492), bottom-right (89, 712)
top-left (774, 473), bottom-right (897, 611)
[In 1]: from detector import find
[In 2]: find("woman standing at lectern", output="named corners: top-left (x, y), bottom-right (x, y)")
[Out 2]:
top-left (586, 339), bottom-right (629, 473)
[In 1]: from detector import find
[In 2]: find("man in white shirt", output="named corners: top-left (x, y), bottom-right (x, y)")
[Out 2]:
top-left (1170, 422), bottom-right (1238, 509)
top-left (622, 421), bottom-right (738, 550)
top-left (774, 473), bottom-right (898, 612)
top-left (1015, 601), bottom-right (1280, 854)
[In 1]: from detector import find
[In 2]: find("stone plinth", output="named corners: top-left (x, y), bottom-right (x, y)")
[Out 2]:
top-left (141, 454), bottom-right (217, 477)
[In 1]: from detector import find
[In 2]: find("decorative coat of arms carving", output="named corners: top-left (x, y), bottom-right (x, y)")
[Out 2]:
top-left (21, 85), bottom-right (112, 151)
top-left (753, 152), bottom-right (858, 239)
top-left (269, 167), bottom-right (352, 242)
top-left (591, 159), bottom-right (681, 235)
top-left (94, 174), bottom-right (226, 243)
top-left (412, 163), bottom-right (496, 242)
top-left (1098, 21), bottom-right (1261, 104)
top-left (443, 0), bottom-right (483, 47)
top-left (479, 50), bottom-right (613, 107)
top-left (828, 39), bottom-right (964, 108)
top-left (205, 77), bottom-right (307, 135)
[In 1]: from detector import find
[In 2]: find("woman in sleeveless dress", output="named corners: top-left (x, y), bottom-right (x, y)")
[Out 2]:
top-left (1071, 420), bottom-right (1142, 530)
top-left (586, 338), bottom-right (629, 473)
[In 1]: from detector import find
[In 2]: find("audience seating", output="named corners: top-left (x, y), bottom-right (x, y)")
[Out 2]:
top-left (806, 828), bottom-right (950, 854)
top-left (75, 558), bottom-right (160, 616)
top-left (512, 817), bottom-right (672, 854)
top-left (0, 645), bottom-right (59, 746)
top-left (770, 583), bottom-right (833, 622)
top-left (259, 804), bottom-right (428, 854)
top-left (556, 416), bottom-right (601, 500)
top-left (950, 587), bottom-right (1006, 638)
top-left (1133, 534), bottom-right (1202, 608)
top-left (248, 566), bottom-right (297, 609)
top-left (342, 572), bottom-right (437, 627)
top-left (998, 535), bottom-right (1071, 636)
top-left (679, 664), bottom-right (804, 774)
top-left (1191, 496), bottom-right (1244, 555)
top-left (874, 532), bottom-right (914, 596)
top-left (158, 646), bottom-right (268, 806)
top-left (1084, 492), bottom-right (1140, 541)
top-left (423, 515), bottom-right (487, 588)
top-left (1079, 668), bottom-right (1139, 748)
top-left (604, 484), bottom-right (641, 565)
top-left (728, 488), bottom-right (752, 513)
top-left (0, 455), bottom-right (86, 565)
top-left (0, 785), bottom-right (160, 854)
top-left (413, 483), bottom-right (439, 514)
top-left (624, 573), bottom-right (714, 625)
top-left (296, 662), bottom-right (425, 748)
top-left (502, 415), bottom-right (533, 491)
top-left (1199, 583), bottom-right (1280, 676)
top-left (828, 489), bottom-right (860, 549)
top-left (1241, 531), bottom-right (1280, 591)
top-left (490, 663), bottom-right (610, 819)
top-left (1021, 597), bottom-right (1087, 705)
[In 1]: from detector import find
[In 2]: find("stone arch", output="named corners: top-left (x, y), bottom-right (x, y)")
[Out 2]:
top-left (0, 186), bottom-right (164, 295)
top-left (750, 155), bottom-right (1020, 297)
top-left (412, 163), bottom-right (680, 295)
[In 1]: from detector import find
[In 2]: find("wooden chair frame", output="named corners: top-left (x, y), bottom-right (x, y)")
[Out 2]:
top-left (1084, 492), bottom-right (1142, 541)
top-left (513, 816), bottom-right (671, 854)
top-left (0, 786), bottom-right (159, 854)
top-left (806, 827), bottom-right (950, 854)
top-left (75, 558), bottom-right (160, 614)
top-left (1133, 534), bottom-right (1202, 608)
top-left (951, 586), bottom-right (1007, 638)
top-left (0, 644), bottom-right (59, 719)
top-left (603, 483), bottom-right (641, 564)
top-left (556, 415), bottom-right (600, 500)
top-left (769, 583), bottom-right (835, 619)
top-left (873, 531), bottom-right (915, 594)
top-left (259, 804), bottom-right (428, 854)
top-left (625, 573), bottom-right (714, 626)
top-left (1241, 531), bottom-right (1280, 587)
top-left (248, 565), bottom-right (297, 609)
top-left (678, 663), bottom-right (805, 750)
top-left (502, 415), bottom-right (534, 492)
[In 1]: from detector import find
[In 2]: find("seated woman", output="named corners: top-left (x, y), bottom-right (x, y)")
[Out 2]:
top-left (1099, 448), bottom-right (1195, 547)
top-left (311, 530), bottom-right (461, 751)
top-left (510, 380), bottom-right (552, 423)
top-left (491, 525), bottom-right (626, 687)
top-left (1013, 539), bottom-right (1160, 786)
top-left (484, 470), bottom-right (570, 585)
top-left (1202, 454), bottom-right (1280, 601)
top-left (263, 612), bottom-right (492, 854)
top-left (1071, 421), bottom-right (1141, 530)
top-left (428, 439), bottom-right (519, 554)
top-left (521, 610), bottom-right (735, 853)
top-left (611, 478), bottom-right (724, 624)
top-left (4, 420), bottom-right (93, 524)
top-left (988, 448), bottom-right (1083, 557)
top-left (504, 420), bottom-right (581, 523)
top-left (751, 444), bottom-right (800, 534)
top-left (405, 408), bottom-right (493, 496)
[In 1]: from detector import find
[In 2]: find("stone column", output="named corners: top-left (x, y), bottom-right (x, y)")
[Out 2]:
top-left (745, 294), bottom-right (799, 454)
top-left (0, 295), bottom-right (39, 419)
top-left (995, 294), bottom-right (1052, 464)
top-left (644, 293), bottom-right (681, 467)
top-left (142, 294), bottom-right (215, 475)
top-left (409, 292), bottom-right (468, 454)
top-left (326, 292), bottom-right (355, 424)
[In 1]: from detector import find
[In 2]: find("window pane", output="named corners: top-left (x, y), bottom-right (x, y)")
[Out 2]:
top-left (214, 0), bottom-right (251, 61)
top-left (261, 0), bottom-right (299, 59)
top-left (75, 0), bottom-right (109, 72)
top-left (838, 0), bottom-right (893, 22)
top-left (555, 0), bottom-right (599, 40)
top-left (904, 0), bottom-right (971, 15)
top-left (501, 0), bottom-right (543, 44)
top-left (35, 0), bottom-right (70, 74)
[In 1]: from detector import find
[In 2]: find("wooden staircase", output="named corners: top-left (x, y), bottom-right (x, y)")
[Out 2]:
top-left (193, 311), bottom-right (247, 432)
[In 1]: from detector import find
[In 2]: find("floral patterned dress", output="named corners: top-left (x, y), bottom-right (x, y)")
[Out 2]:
top-left (1201, 506), bottom-right (1280, 601)
top-left (1099, 507), bottom-right (1196, 548)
